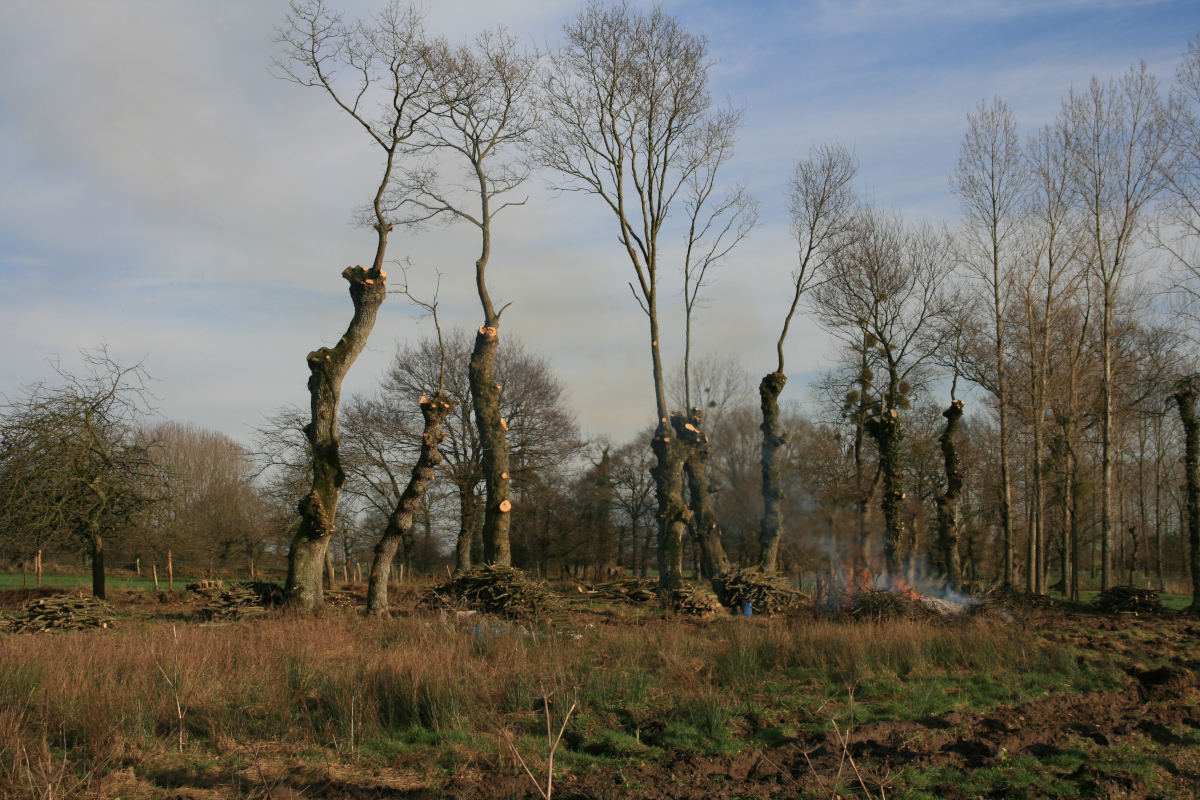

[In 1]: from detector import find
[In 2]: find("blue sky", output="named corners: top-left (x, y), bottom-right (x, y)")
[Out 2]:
top-left (1, 0), bottom-right (1197, 444)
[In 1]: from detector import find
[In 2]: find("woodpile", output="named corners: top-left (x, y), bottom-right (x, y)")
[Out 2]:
top-left (587, 578), bottom-right (660, 604)
top-left (845, 589), bottom-right (935, 622)
top-left (713, 567), bottom-right (807, 615)
top-left (1, 593), bottom-right (116, 633)
top-left (421, 564), bottom-right (559, 619)
top-left (1092, 585), bottom-right (1164, 614)
top-left (193, 583), bottom-right (279, 622)
top-left (664, 584), bottom-right (721, 617)
top-left (186, 580), bottom-right (224, 592)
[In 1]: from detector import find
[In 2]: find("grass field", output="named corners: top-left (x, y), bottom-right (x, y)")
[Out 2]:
top-left (0, 579), bottom-right (1196, 799)
top-left (0, 572), bottom-right (284, 592)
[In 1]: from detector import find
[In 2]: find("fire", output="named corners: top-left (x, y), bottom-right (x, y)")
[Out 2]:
top-left (838, 566), bottom-right (921, 606)
top-left (889, 575), bottom-right (920, 600)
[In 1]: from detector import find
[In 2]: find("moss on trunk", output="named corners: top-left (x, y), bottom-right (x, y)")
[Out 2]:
top-left (935, 399), bottom-right (965, 592)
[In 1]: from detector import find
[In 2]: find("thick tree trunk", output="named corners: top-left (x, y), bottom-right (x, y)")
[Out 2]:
top-left (674, 409), bottom-right (729, 582)
top-left (758, 372), bottom-right (789, 572)
top-left (286, 261), bottom-right (388, 612)
top-left (367, 393), bottom-right (455, 616)
top-left (865, 408), bottom-right (905, 576)
top-left (935, 399), bottom-right (965, 592)
top-left (90, 533), bottom-right (105, 600)
top-left (469, 325), bottom-right (512, 566)
top-left (1172, 384), bottom-right (1200, 612)
top-left (650, 421), bottom-right (690, 592)
top-left (1101, 299), bottom-right (1114, 591)
top-left (454, 483), bottom-right (476, 573)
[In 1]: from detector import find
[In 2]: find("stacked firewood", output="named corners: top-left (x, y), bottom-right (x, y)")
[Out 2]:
top-left (193, 584), bottom-right (273, 622)
top-left (714, 567), bottom-right (806, 615)
top-left (1092, 585), bottom-right (1164, 614)
top-left (422, 564), bottom-right (559, 619)
top-left (2, 594), bottom-right (116, 633)
top-left (664, 584), bottom-right (721, 616)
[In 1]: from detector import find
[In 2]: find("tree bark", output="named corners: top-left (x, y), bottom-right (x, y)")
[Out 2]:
top-left (758, 372), bottom-right (790, 572)
top-left (286, 259), bottom-right (388, 612)
top-left (935, 399), bottom-right (965, 592)
top-left (470, 325), bottom-right (512, 566)
top-left (865, 408), bottom-right (905, 576)
top-left (90, 533), bottom-right (105, 600)
top-left (454, 483), bottom-right (476, 573)
top-left (651, 421), bottom-right (690, 592)
top-left (1172, 384), bottom-right (1200, 612)
top-left (367, 392), bottom-right (455, 616)
top-left (675, 409), bottom-right (729, 582)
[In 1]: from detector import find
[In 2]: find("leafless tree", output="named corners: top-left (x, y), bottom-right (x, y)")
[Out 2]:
top-left (0, 349), bottom-right (162, 599)
top-left (1064, 64), bottom-right (1175, 590)
top-left (537, 1), bottom-right (744, 590)
top-left (271, 0), bottom-right (437, 609)
top-left (811, 210), bottom-right (954, 576)
top-left (384, 28), bottom-right (538, 566)
top-left (950, 96), bottom-right (1027, 587)
top-left (760, 141), bottom-right (859, 572)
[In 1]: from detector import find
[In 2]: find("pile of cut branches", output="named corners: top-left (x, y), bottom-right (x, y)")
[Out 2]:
top-left (421, 564), bottom-right (559, 619)
top-left (844, 589), bottom-right (934, 622)
top-left (1, 593), bottom-right (116, 633)
top-left (714, 567), bottom-right (806, 615)
top-left (664, 584), bottom-right (720, 617)
top-left (193, 584), bottom-right (273, 622)
top-left (587, 578), bottom-right (660, 604)
top-left (1092, 585), bottom-right (1164, 615)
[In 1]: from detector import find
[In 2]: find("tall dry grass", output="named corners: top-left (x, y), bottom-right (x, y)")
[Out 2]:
top-left (0, 612), bottom-right (1104, 794)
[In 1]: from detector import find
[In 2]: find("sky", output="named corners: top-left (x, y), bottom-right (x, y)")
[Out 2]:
top-left (1, 0), bottom-right (1197, 446)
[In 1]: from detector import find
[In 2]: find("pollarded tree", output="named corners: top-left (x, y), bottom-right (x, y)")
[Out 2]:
top-left (0, 349), bottom-right (162, 600)
top-left (538, 1), bottom-right (746, 590)
top-left (384, 28), bottom-right (539, 566)
top-left (272, 0), bottom-right (437, 610)
top-left (810, 210), bottom-right (955, 576)
top-left (760, 141), bottom-right (859, 573)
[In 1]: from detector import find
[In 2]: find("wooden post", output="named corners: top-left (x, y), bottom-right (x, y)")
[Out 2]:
top-left (153, 563), bottom-right (160, 591)
top-left (136, 557), bottom-right (141, 576)
top-left (355, 562), bottom-right (362, 584)
top-left (399, 563), bottom-right (404, 584)
top-left (167, 550), bottom-right (174, 592)
top-left (36, 550), bottom-right (42, 588)
top-left (342, 563), bottom-right (349, 584)
top-left (22, 560), bottom-right (27, 589)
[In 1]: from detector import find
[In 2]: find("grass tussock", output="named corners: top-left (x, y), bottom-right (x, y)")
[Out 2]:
top-left (0, 612), bottom-right (1122, 795)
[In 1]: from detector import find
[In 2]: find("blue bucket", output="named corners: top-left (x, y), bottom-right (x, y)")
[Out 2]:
top-left (742, 601), bottom-right (753, 617)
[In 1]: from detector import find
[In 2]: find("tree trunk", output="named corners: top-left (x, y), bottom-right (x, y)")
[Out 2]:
top-left (935, 399), bottom-right (965, 592)
top-left (866, 409), bottom-right (905, 576)
top-left (651, 422), bottom-right (690, 592)
top-left (367, 393), bottom-right (455, 616)
top-left (286, 259), bottom-right (389, 612)
top-left (1172, 384), bottom-right (1200, 611)
top-left (90, 533), bottom-right (105, 600)
top-left (469, 325), bottom-right (512, 566)
top-left (675, 409), bottom-right (729, 583)
top-left (758, 372), bottom-right (790, 572)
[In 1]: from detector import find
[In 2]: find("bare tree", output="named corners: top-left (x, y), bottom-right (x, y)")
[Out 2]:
top-left (272, 0), bottom-right (436, 609)
top-left (1064, 64), bottom-right (1175, 590)
top-left (0, 349), bottom-right (161, 600)
top-left (950, 96), bottom-right (1027, 587)
top-left (760, 141), bottom-right (858, 572)
top-left (385, 28), bottom-right (538, 566)
top-left (537, 1), bottom-right (744, 590)
top-left (811, 210), bottom-right (954, 576)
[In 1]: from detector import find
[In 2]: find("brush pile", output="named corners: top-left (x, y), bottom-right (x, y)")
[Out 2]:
top-left (421, 564), bottom-right (558, 619)
top-left (193, 584), bottom-right (274, 622)
top-left (1, 593), bottom-right (116, 633)
top-left (664, 584), bottom-right (721, 616)
top-left (845, 589), bottom-right (934, 622)
top-left (968, 586), bottom-right (1064, 620)
top-left (587, 578), bottom-right (660, 604)
top-left (714, 567), bottom-right (805, 615)
top-left (1092, 585), bottom-right (1164, 614)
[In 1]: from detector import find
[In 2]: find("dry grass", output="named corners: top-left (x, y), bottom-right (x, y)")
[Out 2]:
top-left (0, 609), bottom-right (1107, 797)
